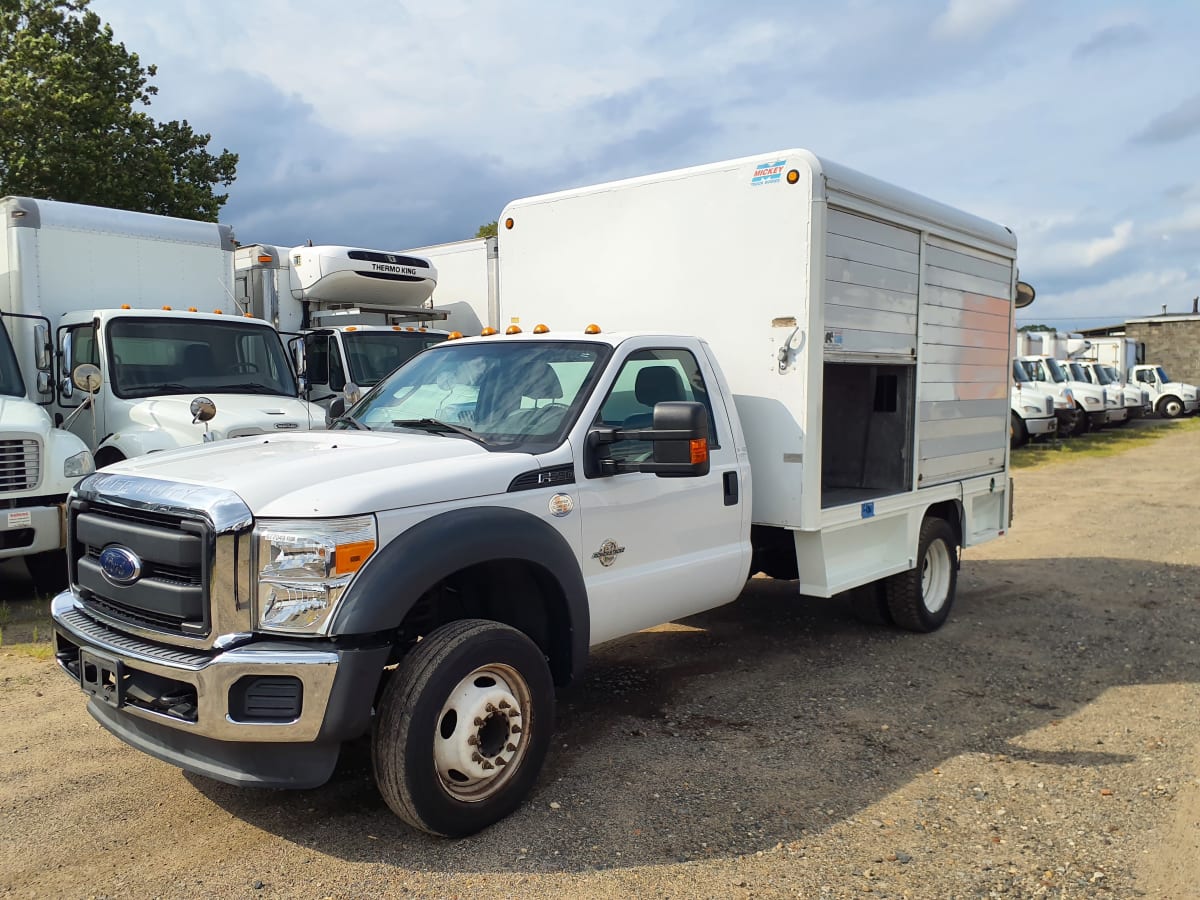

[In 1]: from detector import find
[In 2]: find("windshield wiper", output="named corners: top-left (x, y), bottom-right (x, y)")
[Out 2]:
top-left (330, 415), bottom-right (371, 431)
top-left (122, 383), bottom-right (191, 397)
top-left (224, 383), bottom-right (288, 395)
top-left (391, 418), bottom-right (491, 446)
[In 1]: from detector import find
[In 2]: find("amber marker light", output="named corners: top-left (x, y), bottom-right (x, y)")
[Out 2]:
top-left (584, 323), bottom-right (602, 334)
top-left (447, 331), bottom-right (464, 340)
top-left (213, 309), bottom-right (223, 314)
top-left (162, 305), bottom-right (172, 310)
top-left (504, 217), bottom-right (515, 229)
top-left (786, 169), bottom-right (800, 184)
top-left (392, 325), bottom-right (401, 330)
top-left (257, 255), bottom-right (273, 264)
top-left (690, 438), bottom-right (709, 465)
top-left (333, 538), bottom-right (376, 576)
top-left (346, 326), bottom-right (358, 331)
top-left (506, 325), bottom-right (523, 335)
top-left (188, 306), bottom-right (197, 312)
top-left (480, 327), bottom-right (498, 336)
top-left (120, 304), bottom-right (131, 309)
top-left (532, 323), bottom-right (550, 334)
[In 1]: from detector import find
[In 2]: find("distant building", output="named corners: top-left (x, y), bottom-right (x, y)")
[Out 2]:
top-left (1077, 300), bottom-right (1200, 384)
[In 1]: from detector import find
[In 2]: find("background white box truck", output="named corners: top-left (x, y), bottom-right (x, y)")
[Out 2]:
top-left (0, 197), bottom-right (322, 467)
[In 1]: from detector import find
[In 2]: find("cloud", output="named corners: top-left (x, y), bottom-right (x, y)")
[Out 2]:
top-left (1022, 221), bottom-right (1135, 275)
top-left (932, 0), bottom-right (1026, 40)
top-left (1072, 23), bottom-right (1149, 59)
top-left (1132, 93), bottom-right (1200, 145)
top-left (1029, 268), bottom-right (1194, 329)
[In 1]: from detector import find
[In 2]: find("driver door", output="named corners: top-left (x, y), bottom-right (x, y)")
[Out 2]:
top-left (57, 317), bottom-right (105, 448)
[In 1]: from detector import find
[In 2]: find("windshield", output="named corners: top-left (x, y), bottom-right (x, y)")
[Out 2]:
top-left (1045, 358), bottom-right (1068, 383)
top-left (1156, 366), bottom-right (1171, 383)
top-left (343, 331), bottom-right (447, 386)
top-left (1088, 364), bottom-right (1113, 385)
top-left (0, 318), bottom-right (26, 397)
top-left (1012, 360), bottom-right (1031, 383)
top-left (107, 317), bottom-right (297, 399)
top-left (1068, 362), bottom-right (1093, 383)
top-left (1021, 358), bottom-right (1050, 382)
top-left (1102, 365), bottom-right (1124, 385)
top-left (348, 339), bottom-right (611, 452)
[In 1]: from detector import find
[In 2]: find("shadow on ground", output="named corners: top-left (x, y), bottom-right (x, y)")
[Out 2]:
top-left (185, 555), bottom-right (1198, 873)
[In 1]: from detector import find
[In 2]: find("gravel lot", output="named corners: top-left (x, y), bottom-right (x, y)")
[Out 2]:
top-left (2, 422), bottom-right (1198, 898)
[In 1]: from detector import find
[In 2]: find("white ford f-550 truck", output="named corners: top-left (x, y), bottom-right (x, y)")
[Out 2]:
top-left (52, 150), bottom-right (1028, 837)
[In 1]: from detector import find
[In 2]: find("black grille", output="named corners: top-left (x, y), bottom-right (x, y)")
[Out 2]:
top-left (70, 501), bottom-right (210, 638)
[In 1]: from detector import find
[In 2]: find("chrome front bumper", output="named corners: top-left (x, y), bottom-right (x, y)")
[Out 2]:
top-left (51, 591), bottom-right (389, 788)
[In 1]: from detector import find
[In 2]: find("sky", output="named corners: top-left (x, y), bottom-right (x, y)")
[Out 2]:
top-left (88, 0), bottom-right (1200, 331)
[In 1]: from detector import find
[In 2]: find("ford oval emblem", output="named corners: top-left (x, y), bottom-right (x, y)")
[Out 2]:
top-left (99, 546), bottom-right (142, 586)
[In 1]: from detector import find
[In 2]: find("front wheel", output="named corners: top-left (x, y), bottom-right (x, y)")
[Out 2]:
top-left (1010, 412), bottom-right (1028, 449)
top-left (372, 619), bottom-right (555, 837)
top-left (1160, 396), bottom-right (1184, 419)
top-left (24, 549), bottom-right (68, 596)
top-left (884, 517), bottom-right (958, 633)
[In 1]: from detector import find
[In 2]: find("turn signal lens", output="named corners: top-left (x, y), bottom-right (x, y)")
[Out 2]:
top-left (690, 439), bottom-right (708, 465)
top-left (334, 539), bottom-right (375, 576)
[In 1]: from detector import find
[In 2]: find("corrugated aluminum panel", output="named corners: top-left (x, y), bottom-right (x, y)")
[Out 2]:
top-left (917, 238), bottom-right (1012, 487)
top-left (824, 209), bottom-right (919, 357)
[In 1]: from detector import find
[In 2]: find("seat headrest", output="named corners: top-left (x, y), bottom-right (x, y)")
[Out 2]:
top-left (634, 365), bottom-right (686, 406)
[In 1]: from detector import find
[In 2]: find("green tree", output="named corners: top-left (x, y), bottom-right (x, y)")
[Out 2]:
top-left (0, 0), bottom-right (237, 221)
top-left (1017, 324), bottom-right (1055, 332)
top-left (475, 220), bottom-right (498, 239)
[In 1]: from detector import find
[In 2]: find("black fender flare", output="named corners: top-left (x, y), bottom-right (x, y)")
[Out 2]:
top-left (330, 506), bottom-right (589, 683)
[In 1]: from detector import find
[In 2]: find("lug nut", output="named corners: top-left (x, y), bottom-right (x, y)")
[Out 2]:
top-left (506, 742), bottom-right (517, 752)
top-left (471, 752), bottom-right (483, 763)
top-left (467, 735), bottom-right (479, 746)
top-left (511, 725), bottom-right (523, 734)
top-left (496, 757), bottom-right (508, 766)
top-left (481, 761), bottom-right (495, 770)
top-left (498, 700), bottom-right (511, 709)
top-left (473, 716), bottom-right (484, 726)
top-left (485, 702), bottom-right (496, 712)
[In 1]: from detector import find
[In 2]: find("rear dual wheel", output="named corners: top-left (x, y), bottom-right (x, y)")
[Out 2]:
top-left (883, 517), bottom-right (958, 633)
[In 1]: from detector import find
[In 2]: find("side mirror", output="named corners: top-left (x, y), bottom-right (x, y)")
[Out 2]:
top-left (1015, 281), bottom-right (1036, 309)
top-left (297, 375), bottom-right (309, 396)
top-left (36, 371), bottom-right (52, 394)
top-left (587, 400), bottom-right (711, 478)
top-left (343, 382), bottom-right (362, 406)
top-left (328, 396), bottom-right (347, 419)
top-left (33, 323), bottom-right (51, 371)
top-left (190, 396), bottom-right (216, 423)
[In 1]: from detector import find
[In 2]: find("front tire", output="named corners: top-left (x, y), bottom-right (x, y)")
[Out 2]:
top-left (372, 619), bottom-right (555, 837)
top-left (1010, 412), bottom-right (1028, 449)
top-left (24, 549), bottom-right (68, 595)
top-left (1160, 396), bottom-right (1184, 419)
top-left (884, 517), bottom-right (958, 633)
top-left (1071, 404), bottom-right (1089, 436)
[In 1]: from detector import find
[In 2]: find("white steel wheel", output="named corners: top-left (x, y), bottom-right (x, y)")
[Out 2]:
top-left (433, 663), bottom-right (532, 802)
top-left (884, 517), bottom-right (959, 633)
top-left (372, 619), bottom-right (554, 837)
top-left (919, 537), bottom-right (952, 615)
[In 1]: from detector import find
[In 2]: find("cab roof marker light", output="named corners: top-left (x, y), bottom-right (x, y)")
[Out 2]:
top-left (584, 323), bottom-right (602, 335)
top-left (447, 331), bottom-right (464, 340)
top-left (213, 309), bottom-right (223, 314)
top-left (188, 306), bottom-right (197, 312)
top-left (506, 325), bottom-right (523, 335)
top-left (392, 325), bottom-right (401, 330)
top-left (120, 304), bottom-right (131, 310)
top-left (346, 326), bottom-right (358, 331)
top-left (480, 327), bottom-right (499, 336)
top-left (533, 324), bottom-right (550, 334)
top-left (162, 305), bottom-right (172, 310)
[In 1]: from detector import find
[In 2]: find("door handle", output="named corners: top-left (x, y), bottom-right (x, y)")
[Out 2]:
top-left (722, 471), bottom-right (738, 506)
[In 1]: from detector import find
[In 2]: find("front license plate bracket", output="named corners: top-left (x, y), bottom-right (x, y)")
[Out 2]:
top-left (79, 648), bottom-right (126, 709)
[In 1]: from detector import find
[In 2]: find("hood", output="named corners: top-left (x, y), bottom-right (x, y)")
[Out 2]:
top-left (1165, 382), bottom-right (1198, 399)
top-left (105, 430), bottom-right (538, 517)
top-left (124, 394), bottom-right (321, 441)
top-left (0, 394), bottom-right (53, 434)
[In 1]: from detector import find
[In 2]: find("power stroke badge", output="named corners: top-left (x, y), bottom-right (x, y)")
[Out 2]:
top-left (591, 539), bottom-right (625, 567)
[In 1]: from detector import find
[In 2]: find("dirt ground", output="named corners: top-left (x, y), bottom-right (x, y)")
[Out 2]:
top-left (2, 423), bottom-right (1199, 899)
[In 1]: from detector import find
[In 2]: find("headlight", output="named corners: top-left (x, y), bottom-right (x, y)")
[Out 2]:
top-left (254, 515), bottom-right (377, 634)
top-left (1022, 405), bottom-right (1041, 414)
top-left (1085, 397), bottom-right (1100, 405)
top-left (64, 450), bottom-right (96, 478)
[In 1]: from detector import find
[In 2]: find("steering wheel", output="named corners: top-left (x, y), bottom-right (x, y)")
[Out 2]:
top-left (231, 362), bottom-right (260, 374)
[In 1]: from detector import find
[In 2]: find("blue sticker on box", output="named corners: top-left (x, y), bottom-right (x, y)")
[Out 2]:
top-left (861, 502), bottom-right (875, 519)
